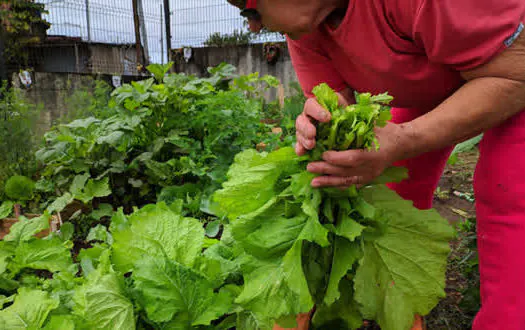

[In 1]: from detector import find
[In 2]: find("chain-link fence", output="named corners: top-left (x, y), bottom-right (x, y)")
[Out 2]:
top-left (171, 0), bottom-right (284, 48)
top-left (3, 0), bottom-right (285, 76)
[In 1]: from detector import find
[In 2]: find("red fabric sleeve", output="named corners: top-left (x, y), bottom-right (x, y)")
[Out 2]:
top-left (287, 34), bottom-right (347, 98)
top-left (412, 0), bottom-right (525, 71)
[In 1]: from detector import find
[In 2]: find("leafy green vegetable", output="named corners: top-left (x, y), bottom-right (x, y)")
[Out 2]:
top-left (133, 256), bottom-right (233, 327)
top-left (311, 83), bottom-right (393, 157)
top-left (70, 250), bottom-right (135, 330)
top-left (11, 237), bottom-right (74, 275)
top-left (42, 315), bottom-right (76, 330)
top-left (111, 202), bottom-right (204, 272)
top-left (0, 201), bottom-right (14, 219)
top-left (75, 178), bottom-right (111, 204)
top-left (3, 214), bottom-right (50, 243)
top-left (0, 288), bottom-right (59, 329)
top-left (447, 134), bottom-right (483, 165)
top-left (86, 225), bottom-right (112, 244)
top-left (46, 193), bottom-right (74, 214)
top-left (0, 75), bottom-right (455, 330)
top-left (212, 83), bottom-right (454, 329)
top-left (354, 185), bottom-right (454, 330)
top-left (4, 175), bottom-right (35, 201)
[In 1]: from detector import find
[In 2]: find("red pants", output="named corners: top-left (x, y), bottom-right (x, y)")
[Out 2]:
top-left (388, 108), bottom-right (525, 329)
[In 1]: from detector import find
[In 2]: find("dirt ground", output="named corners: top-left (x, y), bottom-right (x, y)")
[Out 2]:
top-left (425, 150), bottom-right (480, 330)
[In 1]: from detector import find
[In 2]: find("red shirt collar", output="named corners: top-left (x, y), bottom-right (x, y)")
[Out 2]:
top-left (245, 0), bottom-right (257, 9)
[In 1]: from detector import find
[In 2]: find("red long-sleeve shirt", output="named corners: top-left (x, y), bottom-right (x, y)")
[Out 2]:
top-left (288, 0), bottom-right (525, 110)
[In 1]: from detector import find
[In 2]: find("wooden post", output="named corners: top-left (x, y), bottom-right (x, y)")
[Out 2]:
top-left (132, 0), bottom-right (146, 72)
top-left (163, 0), bottom-right (171, 65)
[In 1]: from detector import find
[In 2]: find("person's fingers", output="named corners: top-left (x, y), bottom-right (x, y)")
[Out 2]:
top-left (296, 113), bottom-right (317, 140)
top-left (311, 175), bottom-right (363, 188)
top-left (307, 162), bottom-right (350, 177)
top-left (322, 150), bottom-right (367, 167)
top-left (304, 98), bottom-right (331, 123)
top-left (296, 132), bottom-right (316, 150)
top-left (295, 141), bottom-right (307, 156)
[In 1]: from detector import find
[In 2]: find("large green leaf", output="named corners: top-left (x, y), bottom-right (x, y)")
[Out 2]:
top-left (64, 117), bottom-right (100, 129)
top-left (74, 273), bottom-right (135, 330)
top-left (86, 225), bottom-right (113, 245)
top-left (354, 185), bottom-right (455, 330)
top-left (11, 237), bottom-right (74, 275)
top-left (76, 178), bottom-right (111, 204)
top-left (3, 214), bottom-right (50, 243)
top-left (0, 242), bottom-right (15, 275)
top-left (234, 256), bottom-right (313, 330)
top-left (213, 147), bottom-right (303, 220)
top-left (324, 237), bottom-right (361, 306)
top-left (42, 315), bottom-right (76, 330)
top-left (214, 148), bottom-right (333, 327)
top-left (0, 288), bottom-right (59, 329)
top-left (47, 193), bottom-right (74, 214)
top-left (312, 278), bottom-right (363, 330)
top-left (70, 174), bottom-right (90, 196)
top-left (0, 201), bottom-right (14, 219)
top-left (111, 203), bottom-right (204, 272)
top-left (133, 256), bottom-right (232, 326)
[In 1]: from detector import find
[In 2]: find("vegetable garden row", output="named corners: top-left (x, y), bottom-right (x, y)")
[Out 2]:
top-left (0, 63), bottom-right (455, 330)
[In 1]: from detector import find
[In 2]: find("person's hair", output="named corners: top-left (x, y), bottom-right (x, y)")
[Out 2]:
top-left (227, 0), bottom-right (244, 9)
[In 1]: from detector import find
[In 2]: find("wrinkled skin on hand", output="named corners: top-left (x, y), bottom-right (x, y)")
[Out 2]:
top-left (296, 90), bottom-right (410, 189)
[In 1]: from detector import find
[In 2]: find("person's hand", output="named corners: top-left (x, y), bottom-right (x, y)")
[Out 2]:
top-left (295, 90), bottom-right (351, 156)
top-left (306, 122), bottom-right (411, 188)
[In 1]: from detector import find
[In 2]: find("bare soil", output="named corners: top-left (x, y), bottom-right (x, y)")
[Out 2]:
top-left (425, 150), bottom-right (480, 330)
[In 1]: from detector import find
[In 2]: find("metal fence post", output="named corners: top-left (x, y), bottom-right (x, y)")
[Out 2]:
top-left (137, 0), bottom-right (149, 64)
top-left (85, 0), bottom-right (91, 42)
top-left (163, 0), bottom-right (171, 64)
top-left (160, 4), bottom-right (164, 65)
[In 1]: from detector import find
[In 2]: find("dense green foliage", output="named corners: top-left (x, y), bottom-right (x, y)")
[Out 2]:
top-left (204, 29), bottom-right (254, 47)
top-left (0, 0), bottom-right (50, 68)
top-left (0, 66), bottom-right (454, 329)
top-left (0, 82), bottom-right (41, 199)
top-left (34, 63), bottom-right (287, 215)
top-left (212, 84), bottom-right (455, 330)
top-left (4, 175), bottom-right (35, 201)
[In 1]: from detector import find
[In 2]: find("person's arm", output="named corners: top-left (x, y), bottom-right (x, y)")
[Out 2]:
top-left (309, 35), bottom-right (525, 188)
top-left (307, 0), bottom-right (525, 188)
top-left (399, 33), bottom-right (525, 160)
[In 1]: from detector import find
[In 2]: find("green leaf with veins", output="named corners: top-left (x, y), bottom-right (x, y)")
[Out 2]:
top-left (324, 237), bottom-right (362, 306)
top-left (354, 185), bottom-right (455, 330)
top-left (11, 237), bottom-right (74, 275)
top-left (4, 213), bottom-right (50, 243)
top-left (132, 256), bottom-right (232, 326)
top-left (111, 203), bottom-right (204, 272)
top-left (0, 288), bottom-right (59, 329)
top-left (0, 201), bottom-right (14, 219)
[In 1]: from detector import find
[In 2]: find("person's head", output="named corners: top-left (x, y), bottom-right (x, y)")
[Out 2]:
top-left (227, 0), bottom-right (347, 40)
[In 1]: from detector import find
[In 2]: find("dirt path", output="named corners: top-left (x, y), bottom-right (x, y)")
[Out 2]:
top-left (425, 150), bottom-right (480, 330)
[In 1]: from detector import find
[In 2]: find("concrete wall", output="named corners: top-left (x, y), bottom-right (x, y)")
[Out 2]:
top-left (11, 72), bottom-right (101, 130)
top-left (10, 44), bottom-right (302, 130)
top-left (173, 43), bottom-right (300, 98)
top-left (29, 42), bottom-right (139, 76)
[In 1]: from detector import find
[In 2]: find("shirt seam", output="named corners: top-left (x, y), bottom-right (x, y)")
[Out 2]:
top-left (412, 0), bottom-right (428, 37)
